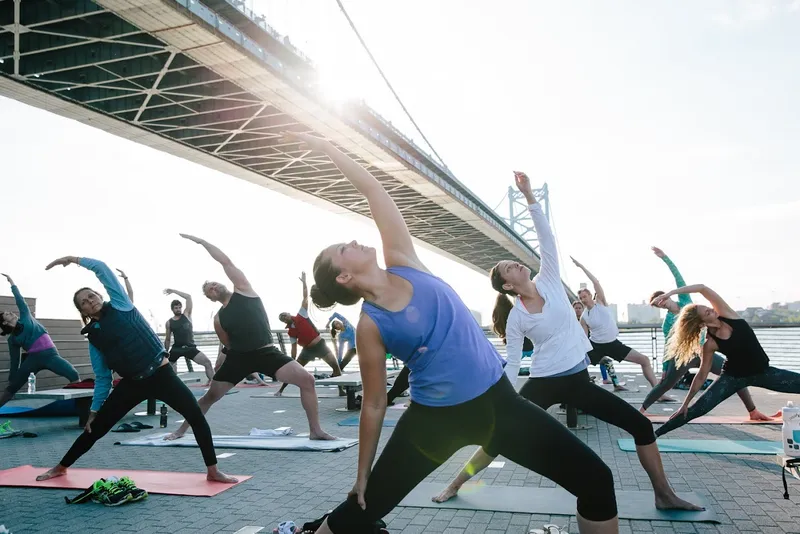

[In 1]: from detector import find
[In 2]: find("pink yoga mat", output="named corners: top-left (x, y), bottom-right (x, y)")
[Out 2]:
top-left (646, 415), bottom-right (782, 425)
top-left (0, 465), bottom-right (250, 497)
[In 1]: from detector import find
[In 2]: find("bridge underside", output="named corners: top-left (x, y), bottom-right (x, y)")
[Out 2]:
top-left (0, 0), bottom-right (541, 275)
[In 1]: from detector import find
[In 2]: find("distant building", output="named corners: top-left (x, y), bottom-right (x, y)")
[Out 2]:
top-left (789, 301), bottom-right (800, 312)
top-left (627, 302), bottom-right (661, 324)
top-left (608, 303), bottom-right (618, 323)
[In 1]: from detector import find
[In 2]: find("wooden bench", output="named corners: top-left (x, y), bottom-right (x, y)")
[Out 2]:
top-left (317, 369), bottom-right (402, 411)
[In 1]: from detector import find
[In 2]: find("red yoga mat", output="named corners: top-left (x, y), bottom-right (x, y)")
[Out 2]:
top-left (0, 465), bottom-right (250, 497)
top-left (646, 414), bottom-right (782, 425)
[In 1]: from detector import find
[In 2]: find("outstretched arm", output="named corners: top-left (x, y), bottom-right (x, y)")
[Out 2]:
top-left (670, 341), bottom-right (716, 420)
top-left (654, 284), bottom-right (738, 319)
top-left (3, 274), bottom-right (31, 319)
top-left (652, 247), bottom-right (691, 307)
top-left (116, 269), bottom-right (134, 303)
top-left (299, 272), bottom-right (309, 311)
top-left (283, 132), bottom-right (425, 272)
top-left (571, 258), bottom-right (607, 305)
top-left (164, 289), bottom-right (193, 318)
top-left (179, 235), bottom-right (254, 296)
top-left (516, 172), bottom-right (558, 283)
top-left (46, 257), bottom-right (133, 312)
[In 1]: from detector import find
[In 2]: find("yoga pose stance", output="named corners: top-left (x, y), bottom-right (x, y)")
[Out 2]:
top-left (642, 248), bottom-right (768, 420)
top-left (327, 312), bottom-right (357, 370)
top-left (1, 274), bottom-right (80, 409)
top-left (166, 236), bottom-right (334, 441)
top-left (36, 256), bottom-right (235, 483)
top-left (289, 132), bottom-right (621, 534)
top-left (164, 289), bottom-right (215, 382)
top-left (574, 300), bottom-right (624, 391)
top-left (275, 272), bottom-right (343, 397)
top-left (572, 259), bottom-right (661, 388)
top-left (433, 172), bottom-right (701, 515)
top-left (117, 269), bottom-right (133, 302)
top-left (652, 284), bottom-right (800, 436)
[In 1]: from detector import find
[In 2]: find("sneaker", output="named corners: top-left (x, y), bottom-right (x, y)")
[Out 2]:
top-left (92, 478), bottom-right (133, 506)
top-left (114, 476), bottom-right (148, 502)
top-left (65, 479), bottom-right (106, 504)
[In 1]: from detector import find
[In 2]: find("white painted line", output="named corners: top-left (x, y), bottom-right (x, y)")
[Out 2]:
top-left (217, 453), bottom-right (236, 459)
top-left (233, 527), bottom-right (264, 534)
top-left (663, 408), bottom-right (674, 412)
top-left (488, 461), bottom-right (505, 469)
top-left (176, 419), bottom-right (185, 423)
top-left (273, 410), bottom-right (286, 413)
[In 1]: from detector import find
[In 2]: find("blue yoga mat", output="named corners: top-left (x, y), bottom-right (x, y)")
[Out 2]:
top-left (619, 438), bottom-right (782, 454)
top-left (339, 416), bottom-right (398, 427)
top-left (0, 399), bottom-right (77, 417)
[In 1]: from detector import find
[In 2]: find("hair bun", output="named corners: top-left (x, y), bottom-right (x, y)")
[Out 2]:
top-left (310, 284), bottom-right (336, 310)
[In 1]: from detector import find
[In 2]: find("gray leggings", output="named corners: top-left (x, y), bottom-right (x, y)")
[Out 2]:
top-left (6, 348), bottom-right (80, 393)
top-left (655, 366), bottom-right (800, 436)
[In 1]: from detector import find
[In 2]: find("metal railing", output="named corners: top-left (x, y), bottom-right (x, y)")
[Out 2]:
top-left (168, 324), bottom-right (800, 374)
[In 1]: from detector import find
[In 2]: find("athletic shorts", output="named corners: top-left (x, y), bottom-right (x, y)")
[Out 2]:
top-left (298, 340), bottom-right (332, 364)
top-left (213, 345), bottom-right (293, 385)
top-left (588, 339), bottom-right (632, 365)
top-left (168, 345), bottom-right (200, 363)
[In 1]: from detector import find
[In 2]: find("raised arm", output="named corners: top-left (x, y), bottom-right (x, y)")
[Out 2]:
top-left (116, 269), bottom-right (134, 303)
top-left (571, 258), bottom-right (607, 305)
top-left (164, 289), bottom-right (193, 318)
top-left (283, 132), bottom-right (425, 271)
top-left (654, 284), bottom-right (738, 319)
top-left (327, 312), bottom-right (346, 329)
top-left (503, 313), bottom-right (524, 386)
top-left (45, 257), bottom-right (133, 312)
top-left (516, 172), bottom-right (558, 283)
top-left (299, 272), bottom-right (309, 310)
top-left (3, 274), bottom-right (31, 319)
top-left (652, 247), bottom-right (691, 307)
top-left (179, 235), bottom-right (255, 296)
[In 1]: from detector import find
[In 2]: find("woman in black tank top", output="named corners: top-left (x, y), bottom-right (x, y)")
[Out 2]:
top-left (651, 284), bottom-right (800, 436)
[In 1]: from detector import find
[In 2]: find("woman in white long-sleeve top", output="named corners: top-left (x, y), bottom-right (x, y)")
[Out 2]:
top-left (432, 172), bottom-right (702, 514)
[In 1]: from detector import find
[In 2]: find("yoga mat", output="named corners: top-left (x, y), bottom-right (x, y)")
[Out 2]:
top-left (250, 392), bottom-right (343, 399)
top-left (0, 465), bottom-right (249, 497)
top-left (399, 483), bottom-right (718, 523)
top-left (338, 416), bottom-right (398, 427)
top-left (647, 415), bottom-right (782, 425)
top-left (618, 438), bottom-right (783, 454)
top-left (0, 399), bottom-right (77, 417)
top-left (117, 432), bottom-right (358, 452)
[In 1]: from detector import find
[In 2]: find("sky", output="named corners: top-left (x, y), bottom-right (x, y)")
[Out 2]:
top-left (1, 0), bottom-right (799, 331)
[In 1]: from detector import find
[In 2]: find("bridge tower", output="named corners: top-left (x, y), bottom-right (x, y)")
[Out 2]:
top-left (505, 183), bottom-right (550, 255)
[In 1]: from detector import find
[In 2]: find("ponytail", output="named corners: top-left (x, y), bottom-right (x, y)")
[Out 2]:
top-left (492, 293), bottom-right (514, 344)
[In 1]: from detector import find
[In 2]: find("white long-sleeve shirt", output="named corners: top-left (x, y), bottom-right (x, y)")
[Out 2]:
top-left (503, 203), bottom-right (591, 382)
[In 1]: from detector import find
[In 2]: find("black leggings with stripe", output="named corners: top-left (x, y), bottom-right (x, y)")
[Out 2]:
top-left (326, 376), bottom-right (617, 533)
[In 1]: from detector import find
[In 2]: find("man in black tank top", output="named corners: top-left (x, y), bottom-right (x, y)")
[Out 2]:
top-left (164, 289), bottom-right (215, 382)
top-left (164, 235), bottom-right (335, 442)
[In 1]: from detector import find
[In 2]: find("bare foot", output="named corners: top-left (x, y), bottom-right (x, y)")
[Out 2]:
top-left (656, 396), bottom-right (677, 403)
top-left (309, 430), bottom-right (337, 441)
top-left (274, 391), bottom-right (283, 397)
top-left (207, 468), bottom-right (238, 484)
top-left (770, 410), bottom-right (783, 419)
top-left (602, 379), bottom-right (612, 385)
top-left (749, 409), bottom-right (772, 421)
top-left (655, 492), bottom-right (705, 511)
top-left (163, 431), bottom-right (185, 441)
top-left (432, 484), bottom-right (460, 503)
top-left (36, 465), bottom-right (67, 481)
top-left (614, 385), bottom-right (628, 392)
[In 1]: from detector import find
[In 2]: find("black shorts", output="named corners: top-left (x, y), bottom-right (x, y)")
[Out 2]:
top-left (298, 340), bottom-right (332, 364)
top-left (168, 345), bottom-right (201, 363)
top-left (214, 345), bottom-right (293, 384)
top-left (588, 339), bottom-right (632, 365)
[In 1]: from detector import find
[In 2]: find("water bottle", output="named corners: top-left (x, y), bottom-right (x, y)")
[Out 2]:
top-left (27, 373), bottom-right (36, 394)
top-left (160, 403), bottom-right (168, 428)
top-left (782, 401), bottom-right (800, 457)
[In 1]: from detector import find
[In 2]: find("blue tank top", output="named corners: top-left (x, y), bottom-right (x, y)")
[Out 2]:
top-left (362, 266), bottom-right (505, 407)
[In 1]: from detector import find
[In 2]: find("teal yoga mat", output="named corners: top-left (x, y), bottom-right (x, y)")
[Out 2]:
top-left (619, 438), bottom-right (782, 454)
top-left (399, 483), bottom-right (718, 523)
top-left (338, 416), bottom-right (398, 427)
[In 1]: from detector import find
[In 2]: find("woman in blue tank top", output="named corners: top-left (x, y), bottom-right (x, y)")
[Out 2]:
top-left (652, 285), bottom-right (800, 436)
top-left (284, 132), bottom-right (619, 534)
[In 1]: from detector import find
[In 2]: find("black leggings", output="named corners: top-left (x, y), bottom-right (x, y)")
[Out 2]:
top-left (386, 366), bottom-right (410, 404)
top-left (519, 368), bottom-right (656, 446)
top-left (60, 364), bottom-right (217, 467)
top-left (656, 366), bottom-right (800, 437)
top-left (326, 376), bottom-right (617, 533)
